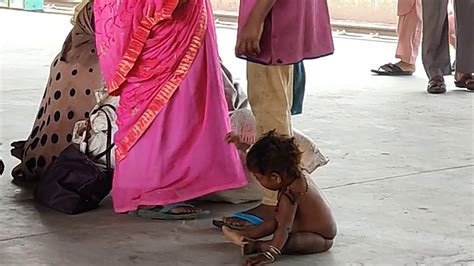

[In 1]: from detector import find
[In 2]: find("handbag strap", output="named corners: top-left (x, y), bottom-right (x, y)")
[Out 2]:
top-left (85, 104), bottom-right (116, 145)
top-left (89, 104), bottom-right (116, 173)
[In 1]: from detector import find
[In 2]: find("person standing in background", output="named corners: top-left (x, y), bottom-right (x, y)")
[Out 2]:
top-left (94, 0), bottom-right (247, 217)
top-left (372, 0), bottom-right (456, 76)
top-left (422, 0), bottom-right (474, 93)
top-left (215, 0), bottom-right (334, 228)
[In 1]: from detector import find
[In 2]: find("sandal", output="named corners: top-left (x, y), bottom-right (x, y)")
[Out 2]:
top-left (371, 63), bottom-right (414, 76)
top-left (454, 74), bottom-right (474, 91)
top-left (427, 77), bottom-right (447, 94)
top-left (129, 203), bottom-right (209, 220)
top-left (212, 212), bottom-right (264, 230)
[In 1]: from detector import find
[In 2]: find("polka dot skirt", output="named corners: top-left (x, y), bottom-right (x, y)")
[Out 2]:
top-left (17, 7), bottom-right (101, 180)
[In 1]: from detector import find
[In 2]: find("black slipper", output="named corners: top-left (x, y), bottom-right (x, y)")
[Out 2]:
top-left (371, 63), bottom-right (414, 76)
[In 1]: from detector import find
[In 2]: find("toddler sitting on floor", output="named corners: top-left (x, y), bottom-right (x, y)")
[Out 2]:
top-left (223, 131), bottom-right (337, 265)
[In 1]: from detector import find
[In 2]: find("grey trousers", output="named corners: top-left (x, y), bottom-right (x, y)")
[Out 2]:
top-left (422, 0), bottom-right (474, 78)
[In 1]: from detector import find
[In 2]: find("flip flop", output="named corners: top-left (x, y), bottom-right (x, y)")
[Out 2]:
top-left (212, 212), bottom-right (264, 230)
top-left (371, 63), bottom-right (414, 76)
top-left (129, 203), bottom-right (209, 220)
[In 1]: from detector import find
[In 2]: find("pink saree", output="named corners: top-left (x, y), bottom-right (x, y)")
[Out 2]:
top-left (94, 0), bottom-right (247, 212)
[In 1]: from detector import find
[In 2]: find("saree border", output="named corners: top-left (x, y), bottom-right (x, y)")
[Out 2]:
top-left (106, 0), bottom-right (179, 95)
top-left (115, 2), bottom-right (208, 162)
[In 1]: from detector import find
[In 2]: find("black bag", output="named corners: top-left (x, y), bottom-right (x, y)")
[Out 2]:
top-left (34, 104), bottom-right (115, 215)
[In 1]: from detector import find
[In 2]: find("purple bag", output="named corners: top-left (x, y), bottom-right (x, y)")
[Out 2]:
top-left (33, 105), bottom-right (114, 215)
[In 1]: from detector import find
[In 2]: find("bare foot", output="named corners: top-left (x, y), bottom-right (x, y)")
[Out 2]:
top-left (223, 226), bottom-right (245, 246)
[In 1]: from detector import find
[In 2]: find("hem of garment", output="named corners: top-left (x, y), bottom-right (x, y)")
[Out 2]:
top-left (395, 54), bottom-right (417, 65)
top-left (113, 180), bottom-right (248, 213)
top-left (238, 52), bottom-right (335, 66)
top-left (425, 67), bottom-right (452, 79)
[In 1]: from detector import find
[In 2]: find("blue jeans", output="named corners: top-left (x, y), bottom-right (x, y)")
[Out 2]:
top-left (291, 62), bottom-right (306, 115)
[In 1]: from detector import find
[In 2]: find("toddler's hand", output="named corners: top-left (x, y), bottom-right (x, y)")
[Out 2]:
top-left (225, 132), bottom-right (238, 144)
top-left (225, 132), bottom-right (250, 151)
top-left (243, 254), bottom-right (273, 266)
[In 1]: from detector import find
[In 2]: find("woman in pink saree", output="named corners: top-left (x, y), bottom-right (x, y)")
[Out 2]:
top-left (94, 0), bottom-right (246, 218)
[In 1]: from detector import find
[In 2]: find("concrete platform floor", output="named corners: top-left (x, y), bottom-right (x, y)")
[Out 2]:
top-left (1, 9), bottom-right (473, 266)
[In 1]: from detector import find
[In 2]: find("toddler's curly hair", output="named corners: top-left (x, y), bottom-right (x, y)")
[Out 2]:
top-left (246, 130), bottom-right (303, 180)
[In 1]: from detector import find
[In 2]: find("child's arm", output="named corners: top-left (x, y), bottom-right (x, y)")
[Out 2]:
top-left (222, 219), bottom-right (277, 246)
top-left (267, 195), bottom-right (298, 251)
top-left (236, 0), bottom-right (277, 56)
top-left (241, 219), bottom-right (277, 239)
top-left (243, 196), bottom-right (298, 265)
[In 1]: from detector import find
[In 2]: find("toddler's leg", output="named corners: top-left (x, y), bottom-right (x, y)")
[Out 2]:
top-left (223, 219), bottom-right (277, 246)
top-left (258, 232), bottom-right (333, 255)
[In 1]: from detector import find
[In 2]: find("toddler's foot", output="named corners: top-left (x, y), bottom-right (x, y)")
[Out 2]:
top-left (223, 226), bottom-right (245, 246)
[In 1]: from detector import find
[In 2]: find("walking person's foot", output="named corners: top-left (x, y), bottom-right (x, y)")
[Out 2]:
top-left (371, 61), bottom-right (415, 76)
top-left (427, 76), bottom-right (447, 94)
top-left (454, 72), bottom-right (474, 91)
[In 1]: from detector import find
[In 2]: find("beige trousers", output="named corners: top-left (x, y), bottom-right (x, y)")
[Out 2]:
top-left (247, 62), bottom-right (294, 206)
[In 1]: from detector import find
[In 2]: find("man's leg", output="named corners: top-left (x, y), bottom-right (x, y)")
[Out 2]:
top-left (371, 0), bottom-right (421, 75)
top-left (248, 62), bottom-right (293, 137)
top-left (454, 0), bottom-right (474, 75)
top-left (248, 62), bottom-right (293, 207)
top-left (395, 0), bottom-right (422, 67)
top-left (422, 0), bottom-right (450, 93)
top-left (422, 0), bottom-right (450, 79)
